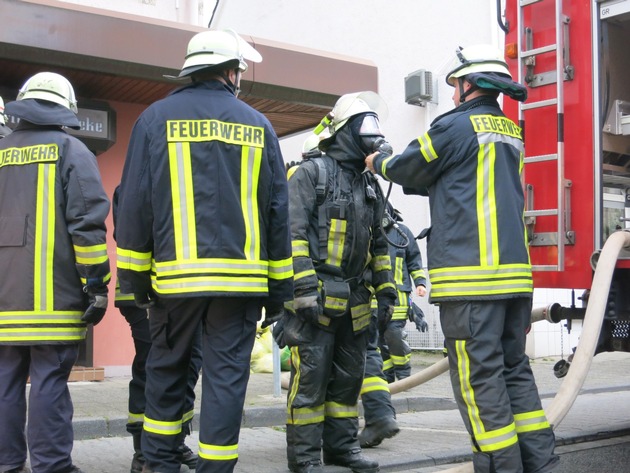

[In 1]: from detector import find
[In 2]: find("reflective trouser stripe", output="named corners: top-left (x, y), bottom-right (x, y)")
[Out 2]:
top-left (390, 353), bottom-right (411, 366)
top-left (472, 421), bottom-right (519, 453)
top-left (143, 416), bottom-right (182, 435)
top-left (286, 405), bottom-right (325, 425)
top-left (324, 401), bottom-right (358, 418)
top-left (183, 408), bottom-right (194, 425)
top-left (198, 442), bottom-right (238, 461)
top-left (382, 358), bottom-right (394, 371)
top-left (128, 412), bottom-right (144, 424)
top-left (514, 410), bottom-right (551, 434)
top-left (360, 376), bottom-right (390, 395)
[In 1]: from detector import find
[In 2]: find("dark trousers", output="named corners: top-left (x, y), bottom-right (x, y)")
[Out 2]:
top-left (119, 305), bottom-right (201, 438)
top-left (361, 314), bottom-right (395, 425)
top-left (285, 313), bottom-right (369, 465)
top-left (142, 297), bottom-right (260, 473)
top-left (0, 344), bottom-right (78, 473)
top-left (380, 318), bottom-right (411, 382)
top-left (441, 298), bottom-right (558, 473)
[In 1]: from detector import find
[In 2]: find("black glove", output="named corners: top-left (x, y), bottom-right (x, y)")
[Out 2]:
top-left (261, 301), bottom-right (285, 329)
top-left (410, 301), bottom-right (428, 332)
top-left (294, 290), bottom-right (322, 326)
top-left (414, 313), bottom-right (429, 332)
top-left (377, 298), bottom-right (395, 334)
top-left (272, 315), bottom-right (286, 348)
top-left (134, 289), bottom-right (158, 310)
top-left (82, 285), bottom-right (108, 326)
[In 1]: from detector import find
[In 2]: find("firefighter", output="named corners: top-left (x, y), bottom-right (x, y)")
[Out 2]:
top-left (115, 29), bottom-right (293, 473)
top-left (0, 72), bottom-right (110, 473)
top-left (111, 187), bottom-right (200, 473)
top-left (283, 91), bottom-right (397, 473)
top-left (366, 44), bottom-right (558, 472)
top-left (377, 205), bottom-right (427, 383)
top-left (0, 96), bottom-right (11, 138)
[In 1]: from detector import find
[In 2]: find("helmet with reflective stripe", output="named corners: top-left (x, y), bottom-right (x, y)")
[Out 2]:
top-left (445, 44), bottom-right (511, 86)
top-left (328, 91), bottom-right (388, 134)
top-left (178, 29), bottom-right (262, 78)
top-left (17, 72), bottom-right (78, 113)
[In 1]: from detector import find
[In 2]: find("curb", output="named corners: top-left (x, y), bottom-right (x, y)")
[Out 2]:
top-left (72, 384), bottom-right (630, 441)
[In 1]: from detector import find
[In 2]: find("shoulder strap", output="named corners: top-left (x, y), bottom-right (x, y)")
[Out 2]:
top-left (310, 157), bottom-right (329, 260)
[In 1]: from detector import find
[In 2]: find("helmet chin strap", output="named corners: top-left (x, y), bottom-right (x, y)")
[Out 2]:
top-left (457, 77), bottom-right (479, 103)
top-left (219, 69), bottom-right (241, 97)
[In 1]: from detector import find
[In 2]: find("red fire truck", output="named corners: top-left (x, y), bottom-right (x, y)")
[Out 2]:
top-left (501, 0), bottom-right (630, 363)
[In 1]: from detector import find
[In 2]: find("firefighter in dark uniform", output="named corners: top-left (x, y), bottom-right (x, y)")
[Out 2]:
top-left (0, 73), bottom-right (110, 473)
top-left (115, 29), bottom-right (293, 473)
top-left (367, 45), bottom-right (559, 473)
top-left (377, 206), bottom-right (427, 383)
top-left (0, 96), bottom-right (12, 138)
top-left (283, 91), bottom-right (397, 473)
top-left (112, 187), bottom-right (201, 473)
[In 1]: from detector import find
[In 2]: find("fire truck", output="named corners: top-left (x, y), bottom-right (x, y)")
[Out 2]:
top-left (500, 0), bottom-right (630, 368)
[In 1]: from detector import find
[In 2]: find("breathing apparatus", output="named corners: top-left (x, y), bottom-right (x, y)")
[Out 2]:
top-left (311, 91), bottom-right (409, 249)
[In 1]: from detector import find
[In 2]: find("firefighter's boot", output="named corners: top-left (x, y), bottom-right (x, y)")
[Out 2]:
top-left (130, 433), bottom-right (145, 473)
top-left (177, 442), bottom-right (197, 469)
top-left (358, 417), bottom-right (400, 448)
top-left (323, 448), bottom-right (379, 473)
top-left (5, 466), bottom-right (30, 473)
top-left (288, 459), bottom-right (324, 473)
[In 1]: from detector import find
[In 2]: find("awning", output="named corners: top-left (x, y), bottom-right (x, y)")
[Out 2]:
top-left (0, 0), bottom-right (378, 137)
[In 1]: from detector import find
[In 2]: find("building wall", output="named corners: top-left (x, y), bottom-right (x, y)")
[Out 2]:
top-left (67, 0), bottom-right (576, 362)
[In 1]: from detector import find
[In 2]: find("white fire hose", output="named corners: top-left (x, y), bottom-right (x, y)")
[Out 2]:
top-left (436, 230), bottom-right (630, 473)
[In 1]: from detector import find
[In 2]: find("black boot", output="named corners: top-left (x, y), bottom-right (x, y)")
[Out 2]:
top-left (177, 442), bottom-right (197, 469)
top-left (358, 417), bottom-right (400, 448)
top-left (323, 448), bottom-right (379, 473)
top-left (288, 459), bottom-right (324, 473)
top-left (5, 466), bottom-right (30, 473)
top-left (130, 433), bottom-right (145, 473)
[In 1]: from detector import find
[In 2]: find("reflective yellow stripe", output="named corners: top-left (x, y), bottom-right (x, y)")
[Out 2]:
top-left (268, 257), bottom-right (294, 280)
top-left (169, 141), bottom-right (197, 261)
top-left (390, 353), bottom-right (411, 366)
top-left (325, 297), bottom-right (347, 311)
top-left (143, 416), bottom-right (182, 435)
top-left (116, 248), bottom-right (152, 272)
top-left (395, 255), bottom-right (403, 285)
top-left (360, 376), bottom-right (390, 395)
top-left (0, 326), bottom-right (86, 342)
top-left (382, 358), bottom-right (394, 371)
top-left (74, 243), bottom-right (108, 264)
top-left (152, 275), bottom-right (268, 294)
top-left (292, 240), bottom-right (309, 257)
top-left (0, 311), bottom-right (83, 324)
top-left (410, 268), bottom-right (426, 280)
top-left (375, 282), bottom-right (396, 293)
top-left (294, 269), bottom-right (316, 282)
top-left (182, 409), bottom-right (194, 424)
top-left (476, 143), bottom-right (499, 267)
top-left (287, 346), bottom-right (301, 417)
top-left (128, 412), bottom-right (144, 424)
top-left (242, 146), bottom-right (263, 260)
top-left (154, 258), bottom-right (267, 275)
top-left (429, 264), bottom-right (532, 298)
top-left (325, 402), bottom-right (358, 418)
top-left (473, 422), bottom-right (518, 452)
top-left (286, 405), bottom-right (325, 425)
top-left (455, 340), bottom-right (484, 435)
top-left (198, 442), bottom-right (238, 461)
top-left (514, 410), bottom-right (550, 434)
top-left (380, 155), bottom-right (395, 180)
top-left (327, 218), bottom-right (346, 266)
top-left (372, 255), bottom-right (391, 272)
top-left (34, 163), bottom-right (56, 312)
top-left (351, 303), bottom-right (371, 332)
top-left (419, 132), bottom-right (438, 162)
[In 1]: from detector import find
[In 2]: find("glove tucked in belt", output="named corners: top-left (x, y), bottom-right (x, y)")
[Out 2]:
top-left (294, 289), bottom-right (323, 326)
top-left (376, 297), bottom-right (395, 334)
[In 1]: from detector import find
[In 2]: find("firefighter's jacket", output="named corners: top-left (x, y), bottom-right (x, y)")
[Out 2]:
top-left (373, 96), bottom-right (532, 302)
top-left (386, 222), bottom-right (426, 320)
top-left (115, 81), bottom-right (293, 303)
top-left (0, 121), bottom-right (111, 344)
top-left (289, 154), bottom-right (396, 333)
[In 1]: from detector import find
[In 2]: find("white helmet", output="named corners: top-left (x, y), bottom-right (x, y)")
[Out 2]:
top-left (17, 72), bottom-right (78, 113)
top-left (301, 129), bottom-right (331, 159)
top-left (328, 91), bottom-right (388, 133)
top-left (179, 29), bottom-right (262, 78)
top-left (445, 44), bottom-right (511, 86)
top-left (0, 96), bottom-right (6, 126)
